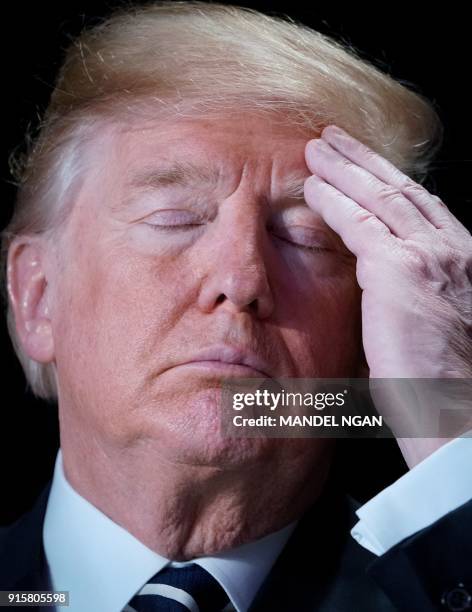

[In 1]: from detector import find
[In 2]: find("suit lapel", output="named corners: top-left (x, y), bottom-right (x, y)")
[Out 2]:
top-left (0, 482), bottom-right (52, 591)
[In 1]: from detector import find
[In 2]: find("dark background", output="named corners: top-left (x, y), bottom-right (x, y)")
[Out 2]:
top-left (1, 2), bottom-right (470, 525)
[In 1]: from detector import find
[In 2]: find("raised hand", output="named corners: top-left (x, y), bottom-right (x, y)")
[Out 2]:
top-left (304, 125), bottom-right (472, 466)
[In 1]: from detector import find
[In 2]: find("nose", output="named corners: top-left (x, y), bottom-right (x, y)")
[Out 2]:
top-left (197, 211), bottom-right (275, 319)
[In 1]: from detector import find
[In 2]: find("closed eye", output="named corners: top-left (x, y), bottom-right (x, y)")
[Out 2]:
top-left (270, 225), bottom-right (332, 253)
top-left (274, 235), bottom-right (328, 253)
top-left (143, 209), bottom-right (207, 231)
top-left (146, 223), bottom-right (204, 232)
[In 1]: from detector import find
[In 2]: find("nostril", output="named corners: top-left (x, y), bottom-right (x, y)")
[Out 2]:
top-left (215, 294), bottom-right (225, 305)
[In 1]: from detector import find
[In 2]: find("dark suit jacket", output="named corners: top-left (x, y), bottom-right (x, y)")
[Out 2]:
top-left (1, 479), bottom-right (471, 611)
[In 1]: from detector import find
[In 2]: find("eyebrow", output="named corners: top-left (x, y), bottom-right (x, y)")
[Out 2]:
top-left (281, 173), bottom-right (307, 200)
top-left (127, 160), bottom-right (222, 191)
top-left (123, 160), bottom-right (309, 204)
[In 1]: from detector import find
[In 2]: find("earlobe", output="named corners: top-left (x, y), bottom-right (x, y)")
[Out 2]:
top-left (7, 237), bottom-right (55, 364)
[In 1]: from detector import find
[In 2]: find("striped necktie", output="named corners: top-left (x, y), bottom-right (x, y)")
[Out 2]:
top-left (124, 563), bottom-right (232, 612)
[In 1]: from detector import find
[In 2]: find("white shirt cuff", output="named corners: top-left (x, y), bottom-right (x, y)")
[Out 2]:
top-left (350, 435), bottom-right (472, 556)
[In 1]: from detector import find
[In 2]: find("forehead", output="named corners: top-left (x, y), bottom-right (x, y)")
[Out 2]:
top-left (120, 111), bottom-right (313, 152)
top-left (113, 112), bottom-right (314, 196)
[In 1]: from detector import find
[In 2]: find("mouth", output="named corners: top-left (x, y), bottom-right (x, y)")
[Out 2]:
top-left (178, 361), bottom-right (269, 378)
top-left (171, 345), bottom-right (272, 378)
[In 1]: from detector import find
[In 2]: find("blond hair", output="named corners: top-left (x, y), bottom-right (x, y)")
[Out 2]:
top-left (1, 0), bottom-right (444, 401)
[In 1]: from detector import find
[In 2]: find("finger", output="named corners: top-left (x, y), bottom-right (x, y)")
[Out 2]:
top-left (305, 138), bottom-right (431, 239)
top-left (320, 125), bottom-right (455, 230)
top-left (304, 173), bottom-right (395, 258)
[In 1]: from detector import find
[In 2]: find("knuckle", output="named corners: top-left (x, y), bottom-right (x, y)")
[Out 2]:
top-left (402, 182), bottom-right (448, 208)
top-left (351, 207), bottom-right (377, 227)
top-left (431, 194), bottom-right (447, 208)
top-left (377, 185), bottom-right (404, 204)
top-left (440, 246), bottom-right (462, 269)
top-left (402, 246), bottom-right (433, 277)
top-left (404, 239), bottom-right (472, 284)
top-left (440, 246), bottom-right (472, 278)
top-left (402, 181), bottom-right (428, 198)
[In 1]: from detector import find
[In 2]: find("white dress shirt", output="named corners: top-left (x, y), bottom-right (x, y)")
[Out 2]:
top-left (350, 435), bottom-right (472, 555)
top-left (43, 437), bottom-right (472, 612)
top-left (43, 451), bottom-right (296, 612)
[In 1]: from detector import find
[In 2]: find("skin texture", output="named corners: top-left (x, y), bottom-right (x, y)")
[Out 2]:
top-left (7, 112), bottom-right (471, 558)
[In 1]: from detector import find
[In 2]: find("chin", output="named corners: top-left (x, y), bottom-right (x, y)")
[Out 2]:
top-left (174, 431), bottom-right (279, 469)
top-left (148, 387), bottom-right (279, 468)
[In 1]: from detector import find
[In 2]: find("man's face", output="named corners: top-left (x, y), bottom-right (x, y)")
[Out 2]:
top-left (52, 111), bottom-right (362, 466)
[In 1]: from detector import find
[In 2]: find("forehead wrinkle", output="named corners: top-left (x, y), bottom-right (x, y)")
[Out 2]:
top-left (116, 157), bottom-right (311, 214)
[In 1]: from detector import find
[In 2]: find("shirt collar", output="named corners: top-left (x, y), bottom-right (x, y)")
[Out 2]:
top-left (43, 449), bottom-right (297, 612)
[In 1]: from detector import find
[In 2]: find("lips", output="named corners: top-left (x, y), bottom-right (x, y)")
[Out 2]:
top-left (175, 344), bottom-right (272, 378)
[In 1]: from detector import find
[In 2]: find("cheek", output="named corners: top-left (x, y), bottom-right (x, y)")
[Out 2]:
top-left (309, 274), bottom-right (361, 340)
top-left (277, 269), bottom-right (362, 375)
top-left (52, 240), bottom-right (195, 416)
top-left (279, 252), bottom-right (359, 324)
top-left (71, 256), bottom-right (181, 355)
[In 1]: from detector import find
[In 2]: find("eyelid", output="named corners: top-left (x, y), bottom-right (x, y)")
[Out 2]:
top-left (144, 208), bottom-right (205, 226)
top-left (270, 223), bottom-right (333, 250)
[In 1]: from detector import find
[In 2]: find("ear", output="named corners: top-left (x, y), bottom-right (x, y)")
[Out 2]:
top-left (7, 236), bottom-right (55, 363)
